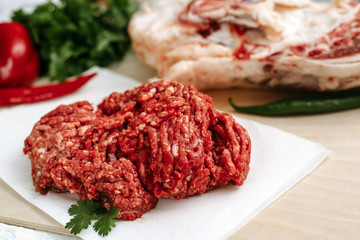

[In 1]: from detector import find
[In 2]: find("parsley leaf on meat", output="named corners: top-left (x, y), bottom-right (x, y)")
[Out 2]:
top-left (93, 205), bottom-right (119, 237)
top-left (12, 0), bottom-right (138, 82)
top-left (65, 199), bottom-right (119, 236)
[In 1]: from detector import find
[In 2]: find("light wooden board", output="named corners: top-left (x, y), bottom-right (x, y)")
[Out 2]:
top-left (1, 49), bottom-right (359, 239)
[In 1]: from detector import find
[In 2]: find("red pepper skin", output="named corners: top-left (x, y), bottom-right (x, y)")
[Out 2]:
top-left (0, 22), bottom-right (39, 88)
top-left (0, 72), bottom-right (97, 106)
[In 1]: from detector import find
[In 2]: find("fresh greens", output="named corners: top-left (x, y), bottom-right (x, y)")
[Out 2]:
top-left (12, 0), bottom-right (138, 82)
top-left (65, 199), bottom-right (119, 237)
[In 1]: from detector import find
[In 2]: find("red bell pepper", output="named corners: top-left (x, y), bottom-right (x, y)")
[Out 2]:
top-left (0, 22), bottom-right (39, 88)
top-left (0, 72), bottom-right (97, 106)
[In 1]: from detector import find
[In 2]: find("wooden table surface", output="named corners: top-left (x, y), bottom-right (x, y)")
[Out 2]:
top-left (0, 49), bottom-right (359, 239)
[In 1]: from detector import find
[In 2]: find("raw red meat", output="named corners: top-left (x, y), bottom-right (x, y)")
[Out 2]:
top-left (24, 80), bottom-right (251, 220)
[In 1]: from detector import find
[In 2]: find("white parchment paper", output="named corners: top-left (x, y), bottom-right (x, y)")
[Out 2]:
top-left (0, 67), bottom-right (330, 240)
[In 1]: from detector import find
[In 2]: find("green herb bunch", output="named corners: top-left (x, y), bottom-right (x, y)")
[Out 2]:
top-left (65, 199), bottom-right (119, 237)
top-left (12, 0), bottom-right (138, 82)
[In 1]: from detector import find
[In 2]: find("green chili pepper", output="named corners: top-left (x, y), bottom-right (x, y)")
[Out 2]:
top-left (229, 90), bottom-right (360, 116)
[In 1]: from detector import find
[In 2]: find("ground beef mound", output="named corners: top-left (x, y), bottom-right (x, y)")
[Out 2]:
top-left (24, 80), bottom-right (251, 220)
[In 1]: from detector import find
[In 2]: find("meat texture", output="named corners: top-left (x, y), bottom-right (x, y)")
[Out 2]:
top-left (24, 80), bottom-right (251, 220)
top-left (129, 0), bottom-right (360, 91)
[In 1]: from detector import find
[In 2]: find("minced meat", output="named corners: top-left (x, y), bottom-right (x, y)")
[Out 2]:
top-left (24, 80), bottom-right (251, 220)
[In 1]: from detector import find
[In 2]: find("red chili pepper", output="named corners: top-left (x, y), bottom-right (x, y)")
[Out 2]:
top-left (0, 22), bottom-right (39, 88)
top-left (0, 72), bottom-right (97, 106)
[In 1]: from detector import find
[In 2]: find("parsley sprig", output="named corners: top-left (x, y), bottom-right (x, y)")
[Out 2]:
top-left (65, 199), bottom-right (119, 237)
top-left (12, 0), bottom-right (138, 82)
